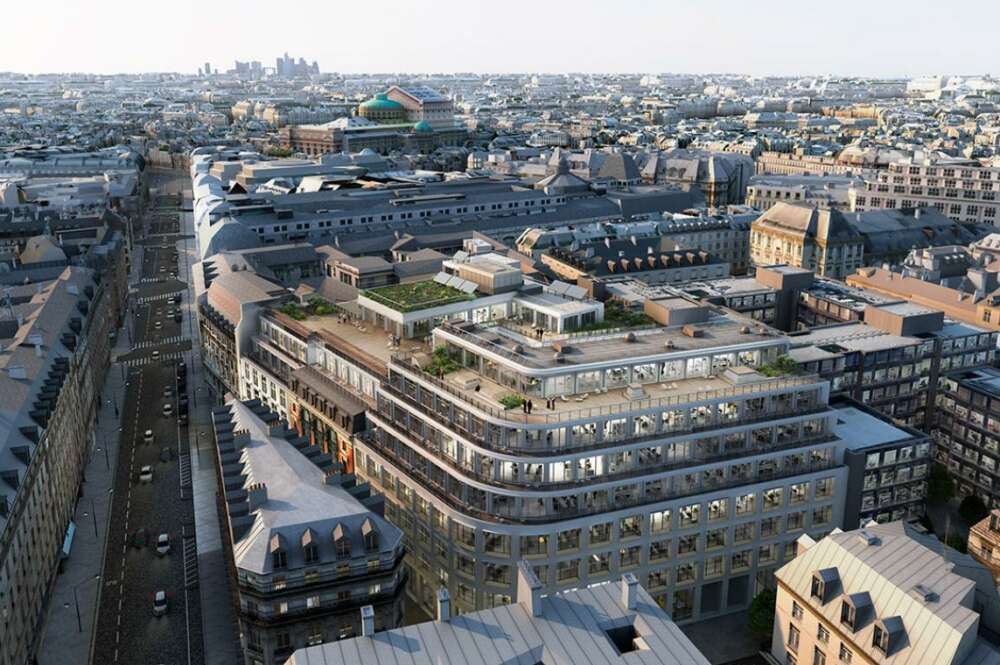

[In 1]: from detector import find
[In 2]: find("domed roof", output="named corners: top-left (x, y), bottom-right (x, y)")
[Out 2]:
top-left (360, 93), bottom-right (403, 111)
top-left (413, 120), bottom-right (433, 133)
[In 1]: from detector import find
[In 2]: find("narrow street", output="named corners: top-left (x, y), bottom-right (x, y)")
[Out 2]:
top-left (92, 183), bottom-right (204, 665)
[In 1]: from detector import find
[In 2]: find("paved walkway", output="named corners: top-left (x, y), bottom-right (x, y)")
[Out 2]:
top-left (35, 264), bottom-right (137, 665)
top-left (681, 611), bottom-right (766, 665)
top-left (178, 197), bottom-right (241, 665)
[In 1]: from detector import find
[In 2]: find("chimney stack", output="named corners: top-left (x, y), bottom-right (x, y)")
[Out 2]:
top-left (621, 572), bottom-right (638, 610)
top-left (436, 588), bottom-right (451, 622)
top-left (361, 605), bottom-right (375, 637)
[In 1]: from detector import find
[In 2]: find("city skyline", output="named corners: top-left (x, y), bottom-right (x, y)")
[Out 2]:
top-left (4, 0), bottom-right (1000, 77)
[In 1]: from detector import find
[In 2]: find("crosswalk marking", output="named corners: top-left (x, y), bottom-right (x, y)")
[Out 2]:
top-left (120, 351), bottom-right (185, 367)
top-left (182, 537), bottom-right (199, 589)
top-left (132, 336), bottom-right (186, 349)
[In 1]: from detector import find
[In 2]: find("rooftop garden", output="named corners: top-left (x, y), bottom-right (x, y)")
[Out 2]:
top-left (424, 346), bottom-right (461, 376)
top-left (571, 299), bottom-right (655, 334)
top-left (362, 280), bottom-right (475, 313)
top-left (758, 355), bottom-right (801, 378)
top-left (279, 296), bottom-right (338, 321)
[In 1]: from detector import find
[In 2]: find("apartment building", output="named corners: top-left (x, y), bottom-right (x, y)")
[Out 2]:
top-left (352, 289), bottom-right (929, 623)
top-left (852, 157), bottom-right (1000, 225)
top-left (211, 400), bottom-right (406, 665)
top-left (968, 510), bottom-right (1000, 585)
top-left (285, 567), bottom-right (711, 665)
top-left (772, 521), bottom-right (1000, 665)
top-left (0, 264), bottom-right (123, 665)
top-left (754, 151), bottom-right (859, 177)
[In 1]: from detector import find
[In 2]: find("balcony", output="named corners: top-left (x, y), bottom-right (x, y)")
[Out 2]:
top-left (391, 356), bottom-right (823, 427)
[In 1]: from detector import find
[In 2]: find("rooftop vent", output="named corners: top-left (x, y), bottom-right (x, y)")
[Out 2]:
top-left (857, 529), bottom-right (880, 546)
top-left (909, 584), bottom-right (937, 603)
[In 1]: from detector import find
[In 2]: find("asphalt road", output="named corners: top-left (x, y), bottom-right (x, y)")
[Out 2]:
top-left (93, 195), bottom-right (205, 665)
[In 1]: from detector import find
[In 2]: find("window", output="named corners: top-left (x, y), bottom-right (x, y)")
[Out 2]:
top-left (813, 647), bottom-right (826, 665)
top-left (817, 624), bottom-right (829, 643)
top-left (788, 624), bottom-right (800, 651)
top-left (838, 644), bottom-right (853, 663)
top-left (840, 601), bottom-right (856, 630)
top-left (811, 576), bottom-right (824, 602)
top-left (792, 601), bottom-right (803, 620)
top-left (272, 550), bottom-right (287, 570)
top-left (873, 624), bottom-right (888, 654)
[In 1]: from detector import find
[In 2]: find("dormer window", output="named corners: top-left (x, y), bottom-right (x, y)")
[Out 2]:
top-left (873, 624), bottom-right (888, 654)
top-left (362, 518), bottom-right (379, 552)
top-left (270, 533), bottom-right (288, 570)
top-left (839, 592), bottom-right (871, 633)
top-left (811, 576), bottom-right (824, 601)
top-left (811, 568), bottom-right (838, 604)
top-left (840, 600), bottom-right (856, 630)
top-left (873, 616), bottom-right (904, 656)
top-left (333, 523), bottom-right (351, 559)
top-left (301, 528), bottom-right (319, 564)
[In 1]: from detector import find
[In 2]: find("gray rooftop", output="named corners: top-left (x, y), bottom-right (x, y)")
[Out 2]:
top-left (285, 571), bottom-right (710, 665)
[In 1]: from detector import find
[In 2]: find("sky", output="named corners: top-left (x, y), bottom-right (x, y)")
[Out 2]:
top-left (2, 0), bottom-right (998, 77)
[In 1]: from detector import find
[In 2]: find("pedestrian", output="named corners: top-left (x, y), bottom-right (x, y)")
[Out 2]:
top-left (527, 399), bottom-right (533, 414)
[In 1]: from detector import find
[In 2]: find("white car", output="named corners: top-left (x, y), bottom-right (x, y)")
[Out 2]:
top-left (152, 590), bottom-right (167, 617)
top-left (156, 533), bottom-right (170, 556)
top-left (139, 465), bottom-right (153, 483)
top-left (143, 430), bottom-right (154, 444)
top-left (162, 403), bottom-right (173, 416)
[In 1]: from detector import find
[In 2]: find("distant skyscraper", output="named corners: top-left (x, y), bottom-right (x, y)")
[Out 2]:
top-left (204, 61), bottom-right (212, 76)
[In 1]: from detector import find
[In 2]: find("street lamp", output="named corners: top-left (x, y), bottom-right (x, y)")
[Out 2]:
top-left (65, 574), bottom-right (101, 633)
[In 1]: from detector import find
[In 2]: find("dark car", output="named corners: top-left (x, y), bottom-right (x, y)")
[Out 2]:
top-left (159, 447), bottom-right (173, 462)
top-left (133, 527), bottom-right (148, 549)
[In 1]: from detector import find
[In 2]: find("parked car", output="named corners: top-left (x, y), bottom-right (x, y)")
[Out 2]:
top-left (139, 465), bottom-right (153, 483)
top-left (156, 533), bottom-right (170, 556)
top-left (162, 403), bottom-right (172, 416)
top-left (152, 590), bottom-right (168, 617)
top-left (144, 429), bottom-right (154, 444)
top-left (159, 447), bottom-right (172, 462)
top-left (132, 527), bottom-right (148, 549)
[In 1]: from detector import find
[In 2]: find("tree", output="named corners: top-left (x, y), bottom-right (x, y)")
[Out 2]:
top-left (959, 494), bottom-right (989, 525)
top-left (946, 533), bottom-right (968, 554)
top-left (928, 464), bottom-right (956, 503)
top-left (747, 588), bottom-right (777, 640)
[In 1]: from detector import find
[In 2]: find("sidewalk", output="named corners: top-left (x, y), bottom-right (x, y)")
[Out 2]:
top-left (179, 202), bottom-right (241, 665)
top-left (36, 323), bottom-right (132, 665)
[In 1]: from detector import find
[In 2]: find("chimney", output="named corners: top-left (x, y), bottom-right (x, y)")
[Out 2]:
top-left (621, 572), bottom-right (638, 610)
top-left (361, 605), bottom-right (375, 637)
top-left (516, 561), bottom-right (543, 617)
top-left (436, 587), bottom-right (451, 622)
top-left (246, 483), bottom-right (268, 511)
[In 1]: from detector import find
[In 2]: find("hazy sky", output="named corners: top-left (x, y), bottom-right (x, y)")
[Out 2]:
top-left (3, 0), bottom-right (998, 77)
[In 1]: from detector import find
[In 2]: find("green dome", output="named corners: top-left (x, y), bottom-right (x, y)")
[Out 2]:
top-left (413, 120), bottom-right (433, 133)
top-left (360, 93), bottom-right (403, 111)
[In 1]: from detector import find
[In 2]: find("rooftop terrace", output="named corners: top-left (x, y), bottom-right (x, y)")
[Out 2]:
top-left (361, 280), bottom-right (475, 313)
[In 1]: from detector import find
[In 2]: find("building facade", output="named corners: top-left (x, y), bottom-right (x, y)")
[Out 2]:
top-left (852, 157), bottom-right (1000, 225)
top-left (211, 400), bottom-right (406, 665)
top-left (0, 264), bottom-right (123, 665)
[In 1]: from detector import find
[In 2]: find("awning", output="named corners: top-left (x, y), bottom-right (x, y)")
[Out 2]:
top-left (61, 521), bottom-right (76, 558)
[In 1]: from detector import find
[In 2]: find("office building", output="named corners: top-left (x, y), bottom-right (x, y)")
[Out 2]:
top-left (772, 521), bottom-right (1000, 665)
top-left (211, 400), bottom-right (406, 665)
top-left (351, 281), bottom-right (928, 622)
top-left (934, 367), bottom-right (1000, 507)
top-left (284, 567), bottom-right (711, 665)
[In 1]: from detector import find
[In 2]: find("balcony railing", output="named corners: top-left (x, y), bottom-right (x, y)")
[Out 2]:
top-left (390, 357), bottom-right (822, 426)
